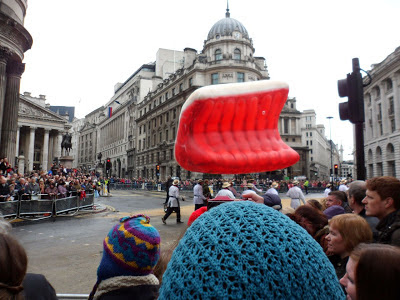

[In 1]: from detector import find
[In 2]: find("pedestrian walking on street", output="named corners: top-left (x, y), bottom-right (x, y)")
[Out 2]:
top-left (286, 180), bottom-right (305, 209)
top-left (164, 176), bottom-right (173, 204)
top-left (193, 179), bottom-right (207, 211)
top-left (162, 179), bottom-right (184, 224)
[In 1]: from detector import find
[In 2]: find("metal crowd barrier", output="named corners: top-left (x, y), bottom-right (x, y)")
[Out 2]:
top-left (0, 193), bottom-right (95, 221)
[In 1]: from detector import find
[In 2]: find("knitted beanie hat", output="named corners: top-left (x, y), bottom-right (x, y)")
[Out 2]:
top-left (97, 214), bottom-right (160, 281)
top-left (324, 205), bottom-right (345, 219)
top-left (159, 201), bottom-right (344, 299)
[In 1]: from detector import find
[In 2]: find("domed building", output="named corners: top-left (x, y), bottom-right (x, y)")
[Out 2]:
top-left (81, 7), bottom-right (310, 181)
top-left (0, 1), bottom-right (32, 167)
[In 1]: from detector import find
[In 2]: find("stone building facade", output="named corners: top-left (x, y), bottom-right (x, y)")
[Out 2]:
top-left (0, 0), bottom-right (32, 167)
top-left (17, 92), bottom-right (70, 173)
top-left (300, 110), bottom-right (341, 181)
top-left (363, 46), bottom-right (400, 179)
top-left (78, 8), bottom-right (339, 181)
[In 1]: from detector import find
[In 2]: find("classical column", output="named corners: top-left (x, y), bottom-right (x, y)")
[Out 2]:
top-left (0, 60), bottom-right (25, 167)
top-left (55, 132), bottom-right (63, 158)
top-left (42, 129), bottom-right (50, 171)
top-left (0, 47), bottom-right (11, 146)
top-left (28, 127), bottom-right (36, 172)
top-left (16, 125), bottom-right (21, 157)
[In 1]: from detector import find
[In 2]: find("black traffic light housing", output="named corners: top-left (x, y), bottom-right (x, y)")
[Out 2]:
top-left (338, 58), bottom-right (365, 124)
top-left (334, 164), bottom-right (338, 175)
top-left (106, 158), bottom-right (112, 170)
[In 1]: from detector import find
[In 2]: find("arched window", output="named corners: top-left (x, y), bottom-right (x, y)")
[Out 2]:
top-left (215, 49), bottom-right (222, 61)
top-left (368, 149), bottom-right (373, 161)
top-left (376, 146), bottom-right (382, 161)
top-left (234, 48), bottom-right (241, 60)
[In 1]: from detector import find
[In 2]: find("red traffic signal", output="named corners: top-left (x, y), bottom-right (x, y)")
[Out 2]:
top-left (334, 164), bottom-right (338, 175)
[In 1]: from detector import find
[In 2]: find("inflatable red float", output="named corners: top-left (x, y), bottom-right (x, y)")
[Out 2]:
top-left (175, 80), bottom-right (300, 174)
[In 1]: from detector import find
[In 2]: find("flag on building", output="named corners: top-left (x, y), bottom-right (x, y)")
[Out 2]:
top-left (108, 107), bottom-right (112, 118)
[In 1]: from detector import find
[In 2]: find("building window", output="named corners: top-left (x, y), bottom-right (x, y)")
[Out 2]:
top-left (212, 73), bottom-right (219, 85)
top-left (166, 112), bottom-right (169, 122)
top-left (310, 141), bottom-right (313, 146)
top-left (172, 127), bottom-right (176, 139)
top-left (189, 78), bottom-right (193, 87)
top-left (389, 97), bottom-right (394, 115)
top-left (215, 49), bottom-right (222, 61)
top-left (166, 130), bottom-right (169, 141)
top-left (391, 119), bottom-right (396, 133)
top-left (172, 88), bottom-right (175, 96)
top-left (292, 138), bottom-right (295, 142)
top-left (310, 132), bottom-right (312, 137)
top-left (159, 132), bottom-right (162, 143)
top-left (179, 83), bottom-right (183, 92)
top-left (284, 118), bottom-right (289, 134)
top-left (306, 141), bottom-right (309, 146)
top-left (237, 72), bottom-right (244, 83)
top-left (160, 115), bottom-right (163, 125)
top-left (386, 79), bottom-right (393, 91)
top-left (306, 132), bottom-right (308, 137)
top-left (311, 157), bottom-right (313, 161)
top-left (173, 109), bottom-right (177, 119)
top-left (234, 48), bottom-right (241, 60)
top-left (165, 92), bottom-right (168, 100)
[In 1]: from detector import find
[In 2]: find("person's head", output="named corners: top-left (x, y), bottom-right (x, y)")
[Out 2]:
top-left (340, 243), bottom-right (400, 300)
top-left (292, 180), bottom-right (299, 186)
top-left (197, 179), bottom-right (203, 185)
top-left (173, 179), bottom-right (179, 186)
top-left (326, 214), bottom-right (372, 258)
top-left (287, 205), bottom-right (328, 237)
top-left (221, 181), bottom-right (230, 189)
top-left (0, 176), bottom-right (6, 185)
top-left (326, 191), bottom-right (347, 208)
top-left (306, 199), bottom-right (323, 211)
top-left (159, 202), bottom-right (344, 299)
top-left (348, 181), bottom-right (366, 209)
top-left (0, 231), bottom-right (28, 299)
top-left (271, 182), bottom-right (279, 189)
top-left (363, 176), bottom-right (400, 219)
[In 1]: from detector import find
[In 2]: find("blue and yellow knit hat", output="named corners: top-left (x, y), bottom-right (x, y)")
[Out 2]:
top-left (159, 201), bottom-right (344, 299)
top-left (97, 214), bottom-right (160, 281)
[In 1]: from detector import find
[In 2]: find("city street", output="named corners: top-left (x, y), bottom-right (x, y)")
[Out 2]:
top-left (11, 189), bottom-right (324, 295)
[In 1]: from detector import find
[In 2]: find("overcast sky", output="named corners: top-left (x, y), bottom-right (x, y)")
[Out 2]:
top-left (20, 0), bottom-right (400, 160)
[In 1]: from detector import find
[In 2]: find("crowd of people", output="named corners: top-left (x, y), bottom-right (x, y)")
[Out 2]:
top-left (0, 158), bottom-right (113, 202)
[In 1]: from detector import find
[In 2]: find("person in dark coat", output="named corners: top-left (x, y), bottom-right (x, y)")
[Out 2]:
top-left (89, 215), bottom-right (160, 300)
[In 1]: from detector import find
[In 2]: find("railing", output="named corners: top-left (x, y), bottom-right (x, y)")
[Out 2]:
top-left (57, 294), bottom-right (89, 300)
top-left (0, 193), bottom-right (95, 221)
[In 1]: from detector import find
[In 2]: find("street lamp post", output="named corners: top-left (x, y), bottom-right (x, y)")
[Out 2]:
top-left (327, 116), bottom-right (333, 185)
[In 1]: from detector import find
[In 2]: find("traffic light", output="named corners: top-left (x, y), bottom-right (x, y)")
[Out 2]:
top-left (338, 58), bottom-right (365, 124)
top-left (106, 158), bottom-right (111, 170)
top-left (156, 165), bottom-right (160, 172)
top-left (334, 164), bottom-right (338, 175)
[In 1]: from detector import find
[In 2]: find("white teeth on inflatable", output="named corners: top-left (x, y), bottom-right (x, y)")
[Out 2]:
top-left (175, 80), bottom-right (300, 174)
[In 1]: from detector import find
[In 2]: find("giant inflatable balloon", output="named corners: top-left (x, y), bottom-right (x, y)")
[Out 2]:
top-left (175, 80), bottom-right (300, 174)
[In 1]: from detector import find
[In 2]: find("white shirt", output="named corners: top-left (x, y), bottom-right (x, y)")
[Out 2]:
top-left (167, 185), bottom-right (180, 207)
top-left (193, 183), bottom-right (206, 204)
top-left (324, 188), bottom-right (331, 197)
top-left (266, 188), bottom-right (278, 195)
top-left (286, 186), bottom-right (305, 201)
top-left (215, 189), bottom-right (235, 199)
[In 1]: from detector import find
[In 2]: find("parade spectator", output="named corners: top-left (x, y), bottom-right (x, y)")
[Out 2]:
top-left (26, 178), bottom-right (40, 195)
top-left (164, 176), bottom-right (173, 205)
top-left (57, 181), bottom-right (68, 198)
top-left (287, 205), bottom-right (328, 238)
top-left (242, 192), bottom-right (282, 210)
top-left (202, 179), bottom-right (212, 200)
top-left (227, 180), bottom-right (241, 198)
top-left (38, 179), bottom-right (46, 194)
top-left (0, 176), bottom-right (10, 202)
top-left (162, 179), bottom-right (184, 224)
top-left (306, 199), bottom-right (323, 211)
top-left (214, 181), bottom-right (235, 199)
top-left (159, 201), bottom-right (344, 299)
top-left (347, 180), bottom-right (379, 239)
top-left (286, 180), bottom-right (305, 209)
top-left (340, 243), bottom-right (400, 300)
top-left (88, 215), bottom-right (160, 300)
top-left (325, 214), bottom-right (372, 279)
top-left (363, 176), bottom-right (400, 246)
top-left (0, 220), bottom-right (57, 299)
top-left (193, 179), bottom-right (207, 211)
top-left (45, 182), bottom-right (58, 198)
top-left (304, 178), bottom-right (309, 194)
top-left (325, 191), bottom-right (352, 213)
top-left (323, 204), bottom-right (345, 219)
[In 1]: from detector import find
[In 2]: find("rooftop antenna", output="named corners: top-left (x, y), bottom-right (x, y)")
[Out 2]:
top-left (226, 0), bottom-right (230, 17)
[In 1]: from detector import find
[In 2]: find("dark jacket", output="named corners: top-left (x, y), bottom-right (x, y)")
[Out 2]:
top-left (22, 273), bottom-right (57, 300)
top-left (97, 285), bottom-right (159, 300)
top-left (262, 193), bottom-right (282, 209)
top-left (0, 183), bottom-right (10, 196)
top-left (328, 255), bottom-right (349, 280)
top-left (376, 209), bottom-right (400, 246)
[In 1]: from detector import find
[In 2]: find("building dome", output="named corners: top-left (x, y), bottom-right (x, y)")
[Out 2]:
top-left (207, 8), bottom-right (249, 40)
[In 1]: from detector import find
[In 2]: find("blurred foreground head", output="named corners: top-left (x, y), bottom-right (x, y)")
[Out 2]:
top-left (159, 201), bottom-right (344, 299)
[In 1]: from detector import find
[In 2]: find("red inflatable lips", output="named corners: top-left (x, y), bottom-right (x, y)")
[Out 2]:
top-left (175, 80), bottom-right (300, 174)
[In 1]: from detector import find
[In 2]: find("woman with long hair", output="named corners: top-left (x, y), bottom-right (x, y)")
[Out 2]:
top-left (340, 243), bottom-right (400, 300)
